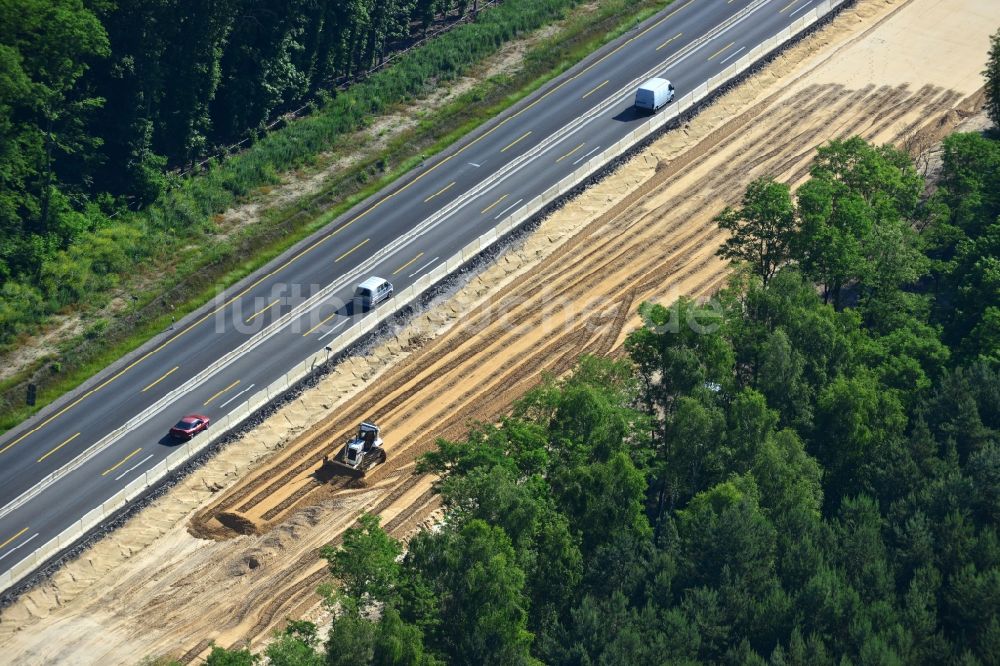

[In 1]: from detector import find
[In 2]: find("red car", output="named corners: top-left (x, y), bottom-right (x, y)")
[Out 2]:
top-left (170, 414), bottom-right (210, 440)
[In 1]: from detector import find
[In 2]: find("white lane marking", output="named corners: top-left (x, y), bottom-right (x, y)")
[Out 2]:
top-left (409, 256), bottom-right (441, 279)
top-left (114, 454), bottom-right (154, 481)
top-left (219, 383), bottom-right (256, 409)
top-left (719, 45), bottom-right (746, 65)
top-left (0, 532), bottom-right (39, 561)
top-left (318, 319), bottom-right (350, 341)
top-left (495, 198), bottom-right (525, 220)
top-left (789, 2), bottom-right (812, 17)
top-left (468, 162), bottom-right (481, 167)
top-left (572, 146), bottom-right (602, 166)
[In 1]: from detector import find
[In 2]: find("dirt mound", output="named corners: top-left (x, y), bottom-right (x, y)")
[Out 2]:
top-left (216, 511), bottom-right (262, 536)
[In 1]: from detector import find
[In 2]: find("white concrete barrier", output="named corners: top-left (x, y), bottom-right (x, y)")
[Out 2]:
top-left (80, 506), bottom-right (103, 531)
top-left (56, 522), bottom-right (81, 548)
top-left (101, 491), bottom-right (126, 516)
top-left (123, 476), bottom-right (146, 502)
top-left (165, 447), bottom-right (188, 471)
top-left (9, 552), bottom-right (38, 582)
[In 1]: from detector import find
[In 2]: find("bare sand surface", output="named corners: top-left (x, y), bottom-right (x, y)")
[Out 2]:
top-left (1, 0), bottom-right (996, 662)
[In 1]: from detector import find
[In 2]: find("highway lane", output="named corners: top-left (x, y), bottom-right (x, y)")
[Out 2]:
top-left (0, 0), bottom-right (835, 584)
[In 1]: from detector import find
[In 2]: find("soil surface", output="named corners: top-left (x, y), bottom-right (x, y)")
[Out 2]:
top-left (1, 0), bottom-right (996, 662)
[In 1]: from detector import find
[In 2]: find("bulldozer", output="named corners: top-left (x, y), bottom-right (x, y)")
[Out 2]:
top-left (322, 421), bottom-right (386, 478)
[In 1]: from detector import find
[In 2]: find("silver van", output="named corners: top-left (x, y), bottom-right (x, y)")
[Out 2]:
top-left (354, 276), bottom-right (393, 310)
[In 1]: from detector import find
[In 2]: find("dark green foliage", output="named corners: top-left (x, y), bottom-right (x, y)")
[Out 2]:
top-left (925, 132), bottom-right (1000, 364)
top-left (302, 135), bottom-right (1000, 664)
top-left (324, 606), bottom-right (379, 666)
top-left (715, 178), bottom-right (797, 286)
top-left (0, 0), bottom-right (108, 282)
top-left (321, 513), bottom-right (401, 604)
top-left (265, 621), bottom-right (324, 666)
top-left (371, 606), bottom-right (442, 666)
top-left (204, 645), bottom-right (257, 666)
top-left (985, 28), bottom-right (1000, 128)
top-left (793, 137), bottom-right (925, 308)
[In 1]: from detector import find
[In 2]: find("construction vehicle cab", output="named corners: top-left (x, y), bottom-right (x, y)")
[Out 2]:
top-left (346, 422), bottom-right (381, 466)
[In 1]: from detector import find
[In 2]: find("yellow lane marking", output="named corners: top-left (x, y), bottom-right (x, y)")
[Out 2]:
top-left (481, 194), bottom-right (509, 215)
top-left (656, 32), bottom-right (683, 51)
top-left (204, 380), bottom-right (240, 406)
top-left (142, 366), bottom-right (179, 393)
top-left (501, 131), bottom-right (532, 152)
top-left (582, 80), bottom-right (609, 99)
top-left (424, 181), bottom-right (456, 202)
top-left (393, 252), bottom-right (425, 276)
top-left (0, 0), bottom-right (703, 454)
top-left (37, 432), bottom-right (81, 463)
top-left (779, 0), bottom-right (800, 12)
top-left (102, 448), bottom-right (142, 477)
top-left (556, 143), bottom-right (585, 163)
top-left (0, 527), bottom-right (29, 552)
top-left (707, 41), bottom-right (735, 60)
top-left (335, 238), bottom-right (370, 263)
top-left (245, 299), bottom-right (279, 324)
top-left (303, 312), bottom-right (339, 337)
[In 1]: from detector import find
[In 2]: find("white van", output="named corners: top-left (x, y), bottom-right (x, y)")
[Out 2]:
top-left (354, 276), bottom-right (393, 310)
top-left (634, 78), bottom-right (675, 113)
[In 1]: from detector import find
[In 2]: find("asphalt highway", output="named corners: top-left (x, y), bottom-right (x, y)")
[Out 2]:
top-left (0, 0), bottom-right (834, 585)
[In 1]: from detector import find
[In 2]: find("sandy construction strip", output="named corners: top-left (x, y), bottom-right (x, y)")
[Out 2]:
top-left (1, 0), bottom-right (997, 662)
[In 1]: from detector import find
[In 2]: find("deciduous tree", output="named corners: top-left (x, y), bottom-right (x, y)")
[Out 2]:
top-left (715, 178), bottom-right (796, 286)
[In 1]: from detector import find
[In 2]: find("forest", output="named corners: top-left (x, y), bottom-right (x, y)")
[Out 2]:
top-left (0, 0), bottom-right (590, 351)
top-left (200, 128), bottom-right (1000, 665)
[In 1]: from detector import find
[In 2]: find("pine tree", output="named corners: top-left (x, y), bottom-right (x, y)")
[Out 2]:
top-left (985, 28), bottom-right (1000, 128)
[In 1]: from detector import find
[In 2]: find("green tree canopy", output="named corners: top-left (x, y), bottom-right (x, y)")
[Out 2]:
top-left (715, 178), bottom-right (797, 286)
top-left (321, 513), bottom-right (402, 605)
